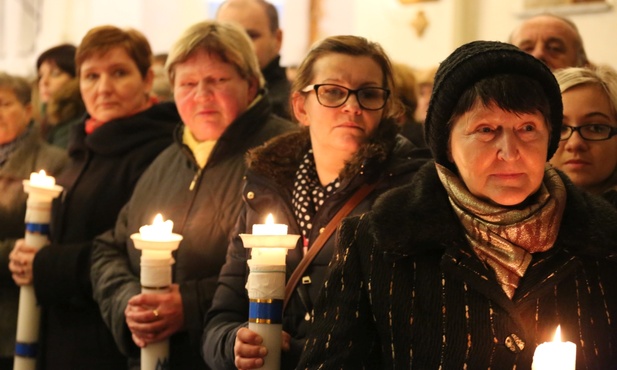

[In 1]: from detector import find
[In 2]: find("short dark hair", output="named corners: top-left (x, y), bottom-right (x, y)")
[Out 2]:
top-left (449, 74), bottom-right (552, 131)
top-left (36, 44), bottom-right (77, 77)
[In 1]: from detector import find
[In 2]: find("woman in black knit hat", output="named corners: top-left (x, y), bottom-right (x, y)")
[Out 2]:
top-left (297, 40), bottom-right (617, 369)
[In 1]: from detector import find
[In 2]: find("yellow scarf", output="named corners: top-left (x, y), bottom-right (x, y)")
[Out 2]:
top-left (436, 163), bottom-right (567, 299)
top-left (182, 128), bottom-right (216, 169)
top-left (181, 94), bottom-right (263, 168)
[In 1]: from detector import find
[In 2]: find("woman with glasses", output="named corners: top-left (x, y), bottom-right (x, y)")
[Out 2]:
top-left (202, 35), bottom-right (429, 370)
top-left (549, 66), bottom-right (617, 206)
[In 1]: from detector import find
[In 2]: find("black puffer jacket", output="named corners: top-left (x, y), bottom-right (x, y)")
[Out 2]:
top-left (203, 120), bottom-right (431, 370)
top-left (298, 162), bottom-right (617, 370)
top-left (91, 96), bottom-right (295, 370)
top-left (32, 102), bottom-right (179, 370)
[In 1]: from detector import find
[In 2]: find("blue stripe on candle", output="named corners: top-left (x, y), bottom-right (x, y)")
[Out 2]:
top-left (249, 299), bottom-right (283, 324)
top-left (25, 223), bottom-right (50, 235)
top-left (155, 358), bottom-right (170, 370)
top-left (15, 342), bottom-right (38, 358)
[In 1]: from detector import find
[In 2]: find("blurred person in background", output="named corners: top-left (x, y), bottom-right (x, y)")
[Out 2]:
top-left (509, 13), bottom-right (590, 71)
top-left (151, 53), bottom-right (174, 102)
top-left (392, 62), bottom-right (426, 148)
top-left (413, 65), bottom-right (437, 125)
top-left (35, 44), bottom-right (85, 148)
top-left (216, 0), bottom-right (291, 119)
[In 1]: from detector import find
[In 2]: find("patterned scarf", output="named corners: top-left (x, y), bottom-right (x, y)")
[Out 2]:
top-left (292, 149), bottom-right (341, 245)
top-left (436, 163), bottom-right (567, 299)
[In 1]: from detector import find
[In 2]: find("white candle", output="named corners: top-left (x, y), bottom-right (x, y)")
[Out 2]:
top-left (139, 214), bottom-right (174, 241)
top-left (15, 172), bottom-right (63, 370)
top-left (250, 214), bottom-right (289, 265)
top-left (240, 214), bottom-right (298, 370)
top-left (532, 325), bottom-right (576, 370)
top-left (29, 170), bottom-right (56, 189)
top-left (130, 213), bottom-right (183, 370)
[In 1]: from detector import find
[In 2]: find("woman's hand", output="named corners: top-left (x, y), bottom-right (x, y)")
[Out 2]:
top-left (8, 239), bottom-right (38, 286)
top-left (124, 284), bottom-right (184, 347)
top-left (234, 327), bottom-right (291, 370)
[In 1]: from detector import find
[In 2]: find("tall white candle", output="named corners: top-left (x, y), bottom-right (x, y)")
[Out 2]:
top-left (15, 171), bottom-right (63, 370)
top-left (240, 214), bottom-right (298, 370)
top-left (130, 213), bottom-right (182, 370)
top-left (532, 325), bottom-right (576, 370)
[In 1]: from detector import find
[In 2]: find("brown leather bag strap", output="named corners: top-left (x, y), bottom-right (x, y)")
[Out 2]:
top-left (283, 182), bottom-right (378, 310)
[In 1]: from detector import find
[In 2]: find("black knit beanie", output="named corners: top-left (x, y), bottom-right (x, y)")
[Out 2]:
top-left (424, 40), bottom-right (563, 171)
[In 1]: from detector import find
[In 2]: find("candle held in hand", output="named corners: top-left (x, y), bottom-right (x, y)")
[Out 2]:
top-left (532, 325), bottom-right (576, 370)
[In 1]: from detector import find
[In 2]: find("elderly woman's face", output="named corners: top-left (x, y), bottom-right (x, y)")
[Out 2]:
top-left (549, 84), bottom-right (617, 192)
top-left (0, 88), bottom-right (32, 144)
top-left (449, 101), bottom-right (550, 206)
top-left (173, 49), bottom-right (258, 141)
top-left (79, 47), bottom-right (153, 123)
top-left (292, 53), bottom-right (385, 159)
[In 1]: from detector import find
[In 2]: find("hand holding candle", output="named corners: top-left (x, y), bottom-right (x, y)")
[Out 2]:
top-left (130, 213), bottom-right (182, 370)
top-left (532, 325), bottom-right (576, 370)
top-left (239, 214), bottom-right (299, 370)
top-left (14, 170), bottom-right (63, 370)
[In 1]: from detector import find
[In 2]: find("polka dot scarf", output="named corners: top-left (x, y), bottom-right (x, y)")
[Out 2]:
top-left (292, 149), bottom-right (341, 246)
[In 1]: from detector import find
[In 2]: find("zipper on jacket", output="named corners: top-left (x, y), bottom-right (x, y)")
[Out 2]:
top-left (189, 167), bottom-right (203, 191)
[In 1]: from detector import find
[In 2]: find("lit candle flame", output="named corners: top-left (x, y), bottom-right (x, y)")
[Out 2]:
top-left (265, 213), bottom-right (274, 225)
top-left (139, 213), bottom-right (174, 240)
top-left (553, 325), bottom-right (562, 342)
top-left (153, 213), bottom-right (164, 224)
top-left (29, 169), bottom-right (56, 188)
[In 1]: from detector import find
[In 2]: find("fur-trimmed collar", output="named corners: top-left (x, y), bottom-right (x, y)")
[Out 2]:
top-left (246, 119), bottom-right (401, 190)
top-left (370, 161), bottom-right (617, 259)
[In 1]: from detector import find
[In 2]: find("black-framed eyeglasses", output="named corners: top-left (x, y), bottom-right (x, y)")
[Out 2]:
top-left (560, 124), bottom-right (617, 141)
top-left (301, 83), bottom-right (390, 111)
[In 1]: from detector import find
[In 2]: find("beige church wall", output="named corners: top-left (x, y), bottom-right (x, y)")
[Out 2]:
top-left (314, 0), bottom-right (616, 71)
top-left (0, 0), bottom-right (614, 77)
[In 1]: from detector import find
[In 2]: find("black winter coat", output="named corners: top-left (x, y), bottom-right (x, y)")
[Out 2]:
top-left (91, 97), bottom-right (295, 370)
top-left (298, 162), bottom-right (617, 370)
top-left (262, 55), bottom-right (291, 120)
top-left (203, 120), bottom-right (430, 370)
top-left (32, 102), bottom-right (179, 370)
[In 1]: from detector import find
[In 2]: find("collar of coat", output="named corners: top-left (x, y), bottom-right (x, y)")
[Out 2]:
top-left (245, 118), bottom-right (402, 191)
top-left (68, 101), bottom-right (179, 157)
top-left (369, 161), bottom-right (617, 260)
